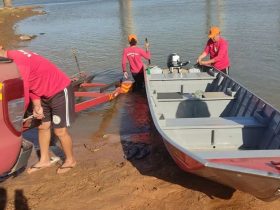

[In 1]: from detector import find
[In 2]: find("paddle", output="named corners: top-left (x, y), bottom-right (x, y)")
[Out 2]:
top-left (72, 48), bottom-right (81, 74)
top-left (23, 115), bottom-right (34, 123)
top-left (145, 38), bottom-right (151, 65)
top-left (71, 49), bottom-right (126, 82)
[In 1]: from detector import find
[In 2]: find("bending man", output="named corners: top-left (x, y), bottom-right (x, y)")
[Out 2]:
top-left (0, 46), bottom-right (76, 174)
top-left (197, 26), bottom-right (230, 74)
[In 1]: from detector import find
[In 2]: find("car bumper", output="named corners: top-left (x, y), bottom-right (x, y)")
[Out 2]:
top-left (9, 139), bottom-right (33, 174)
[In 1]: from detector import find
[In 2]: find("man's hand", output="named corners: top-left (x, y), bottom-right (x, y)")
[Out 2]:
top-left (123, 71), bottom-right (128, 79)
top-left (33, 105), bottom-right (44, 119)
top-left (199, 60), bottom-right (205, 65)
top-left (199, 60), bottom-right (212, 67)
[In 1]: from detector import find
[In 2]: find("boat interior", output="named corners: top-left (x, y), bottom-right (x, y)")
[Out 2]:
top-left (147, 67), bottom-right (280, 160)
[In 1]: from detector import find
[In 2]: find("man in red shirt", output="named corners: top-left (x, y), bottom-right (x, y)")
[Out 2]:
top-left (0, 46), bottom-right (76, 174)
top-left (122, 34), bottom-right (151, 90)
top-left (197, 26), bottom-right (230, 74)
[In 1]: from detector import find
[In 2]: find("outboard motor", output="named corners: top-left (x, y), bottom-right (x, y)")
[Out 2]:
top-left (167, 53), bottom-right (190, 73)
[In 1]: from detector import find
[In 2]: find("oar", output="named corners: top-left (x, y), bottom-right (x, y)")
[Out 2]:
top-left (72, 48), bottom-right (81, 74)
top-left (145, 37), bottom-right (151, 65)
top-left (23, 115), bottom-right (34, 123)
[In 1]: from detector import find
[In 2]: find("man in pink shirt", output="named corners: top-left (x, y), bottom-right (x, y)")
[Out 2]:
top-left (122, 34), bottom-right (151, 90)
top-left (197, 26), bottom-right (230, 74)
top-left (0, 46), bottom-right (76, 174)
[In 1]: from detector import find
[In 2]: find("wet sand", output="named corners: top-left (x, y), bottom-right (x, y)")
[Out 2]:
top-left (1, 8), bottom-right (280, 210)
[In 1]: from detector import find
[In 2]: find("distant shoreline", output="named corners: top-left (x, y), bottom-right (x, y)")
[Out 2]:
top-left (0, 6), bottom-right (45, 49)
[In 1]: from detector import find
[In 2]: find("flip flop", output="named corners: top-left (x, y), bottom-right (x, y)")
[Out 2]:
top-left (56, 164), bottom-right (76, 174)
top-left (27, 165), bottom-right (51, 174)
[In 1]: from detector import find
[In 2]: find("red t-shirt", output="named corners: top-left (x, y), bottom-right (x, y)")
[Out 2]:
top-left (7, 50), bottom-right (70, 109)
top-left (203, 37), bottom-right (230, 70)
top-left (122, 46), bottom-right (151, 73)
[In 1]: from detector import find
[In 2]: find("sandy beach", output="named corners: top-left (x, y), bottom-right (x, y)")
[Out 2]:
top-left (1, 5), bottom-right (280, 210)
top-left (0, 6), bottom-right (44, 49)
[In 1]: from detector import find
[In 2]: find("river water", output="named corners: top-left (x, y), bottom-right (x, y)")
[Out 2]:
top-left (13, 0), bottom-right (280, 109)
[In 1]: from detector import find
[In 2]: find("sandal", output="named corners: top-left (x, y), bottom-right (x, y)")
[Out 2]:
top-left (27, 165), bottom-right (51, 174)
top-left (57, 164), bottom-right (76, 174)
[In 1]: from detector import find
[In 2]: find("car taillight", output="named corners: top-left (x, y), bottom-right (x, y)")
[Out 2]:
top-left (2, 78), bottom-right (25, 136)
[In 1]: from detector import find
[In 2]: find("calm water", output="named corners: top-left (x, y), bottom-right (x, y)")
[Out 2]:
top-left (13, 0), bottom-right (280, 109)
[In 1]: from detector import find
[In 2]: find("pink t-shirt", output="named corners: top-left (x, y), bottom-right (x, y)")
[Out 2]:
top-left (122, 46), bottom-right (151, 74)
top-left (203, 37), bottom-right (230, 70)
top-left (7, 50), bottom-right (71, 109)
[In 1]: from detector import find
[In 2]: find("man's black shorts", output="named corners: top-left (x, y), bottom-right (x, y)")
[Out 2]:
top-left (41, 84), bottom-right (75, 128)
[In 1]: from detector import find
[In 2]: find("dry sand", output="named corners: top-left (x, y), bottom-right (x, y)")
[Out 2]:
top-left (0, 8), bottom-right (280, 210)
top-left (0, 6), bottom-right (43, 49)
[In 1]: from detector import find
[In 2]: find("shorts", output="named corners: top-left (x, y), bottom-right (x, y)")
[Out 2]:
top-left (220, 67), bottom-right (230, 75)
top-left (41, 84), bottom-right (75, 128)
top-left (132, 71), bottom-right (144, 91)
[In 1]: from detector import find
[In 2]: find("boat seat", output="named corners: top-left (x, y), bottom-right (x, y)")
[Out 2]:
top-left (162, 117), bottom-right (267, 150)
top-left (157, 92), bottom-right (183, 99)
top-left (149, 72), bottom-right (216, 81)
top-left (163, 117), bottom-right (267, 129)
top-left (157, 91), bottom-right (234, 101)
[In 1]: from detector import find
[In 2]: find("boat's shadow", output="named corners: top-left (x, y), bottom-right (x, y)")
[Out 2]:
top-left (119, 90), bottom-right (235, 200)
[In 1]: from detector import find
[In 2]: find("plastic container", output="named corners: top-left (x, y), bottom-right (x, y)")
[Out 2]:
top-left (150, 66), bottom-right (162, 74)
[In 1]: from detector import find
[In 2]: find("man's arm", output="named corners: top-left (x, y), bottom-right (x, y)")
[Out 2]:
top-left (197, 52), bottom-right (208, 63)
top-left (121, 49), bottom-right (129, 79)
top-left (139, 47), bottom-right (151, 60)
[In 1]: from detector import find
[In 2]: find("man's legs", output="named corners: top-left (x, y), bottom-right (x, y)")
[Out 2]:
top-left (38, 122), bottom-right (52, 163)
top-left (27, 122), bottom-right (52, 174)
top-left (132, 72), bottom-right (144, 91)
top-left (52, 85), bottom-right (76, 173)
top-left (54, 127), bottom-right (76, 173)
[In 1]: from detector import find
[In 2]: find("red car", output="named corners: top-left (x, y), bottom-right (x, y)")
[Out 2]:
top-left (0, 58), bottom-right (32, 177)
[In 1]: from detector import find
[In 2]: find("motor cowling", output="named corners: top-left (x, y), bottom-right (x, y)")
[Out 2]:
top-left (167, 53), bottom-right (180, 68)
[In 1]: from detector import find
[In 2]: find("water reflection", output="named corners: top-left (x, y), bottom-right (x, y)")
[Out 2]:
top-left (217, 0), bottom-right (225, 30)
top-left (205, 0), bottom-right (211, 34)
top-left (120, 92), bottom-right (152, 143)
top-left (119, 0), bottom-right (135, 47)
top-left (205, 0), bottom-right (225, 33)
